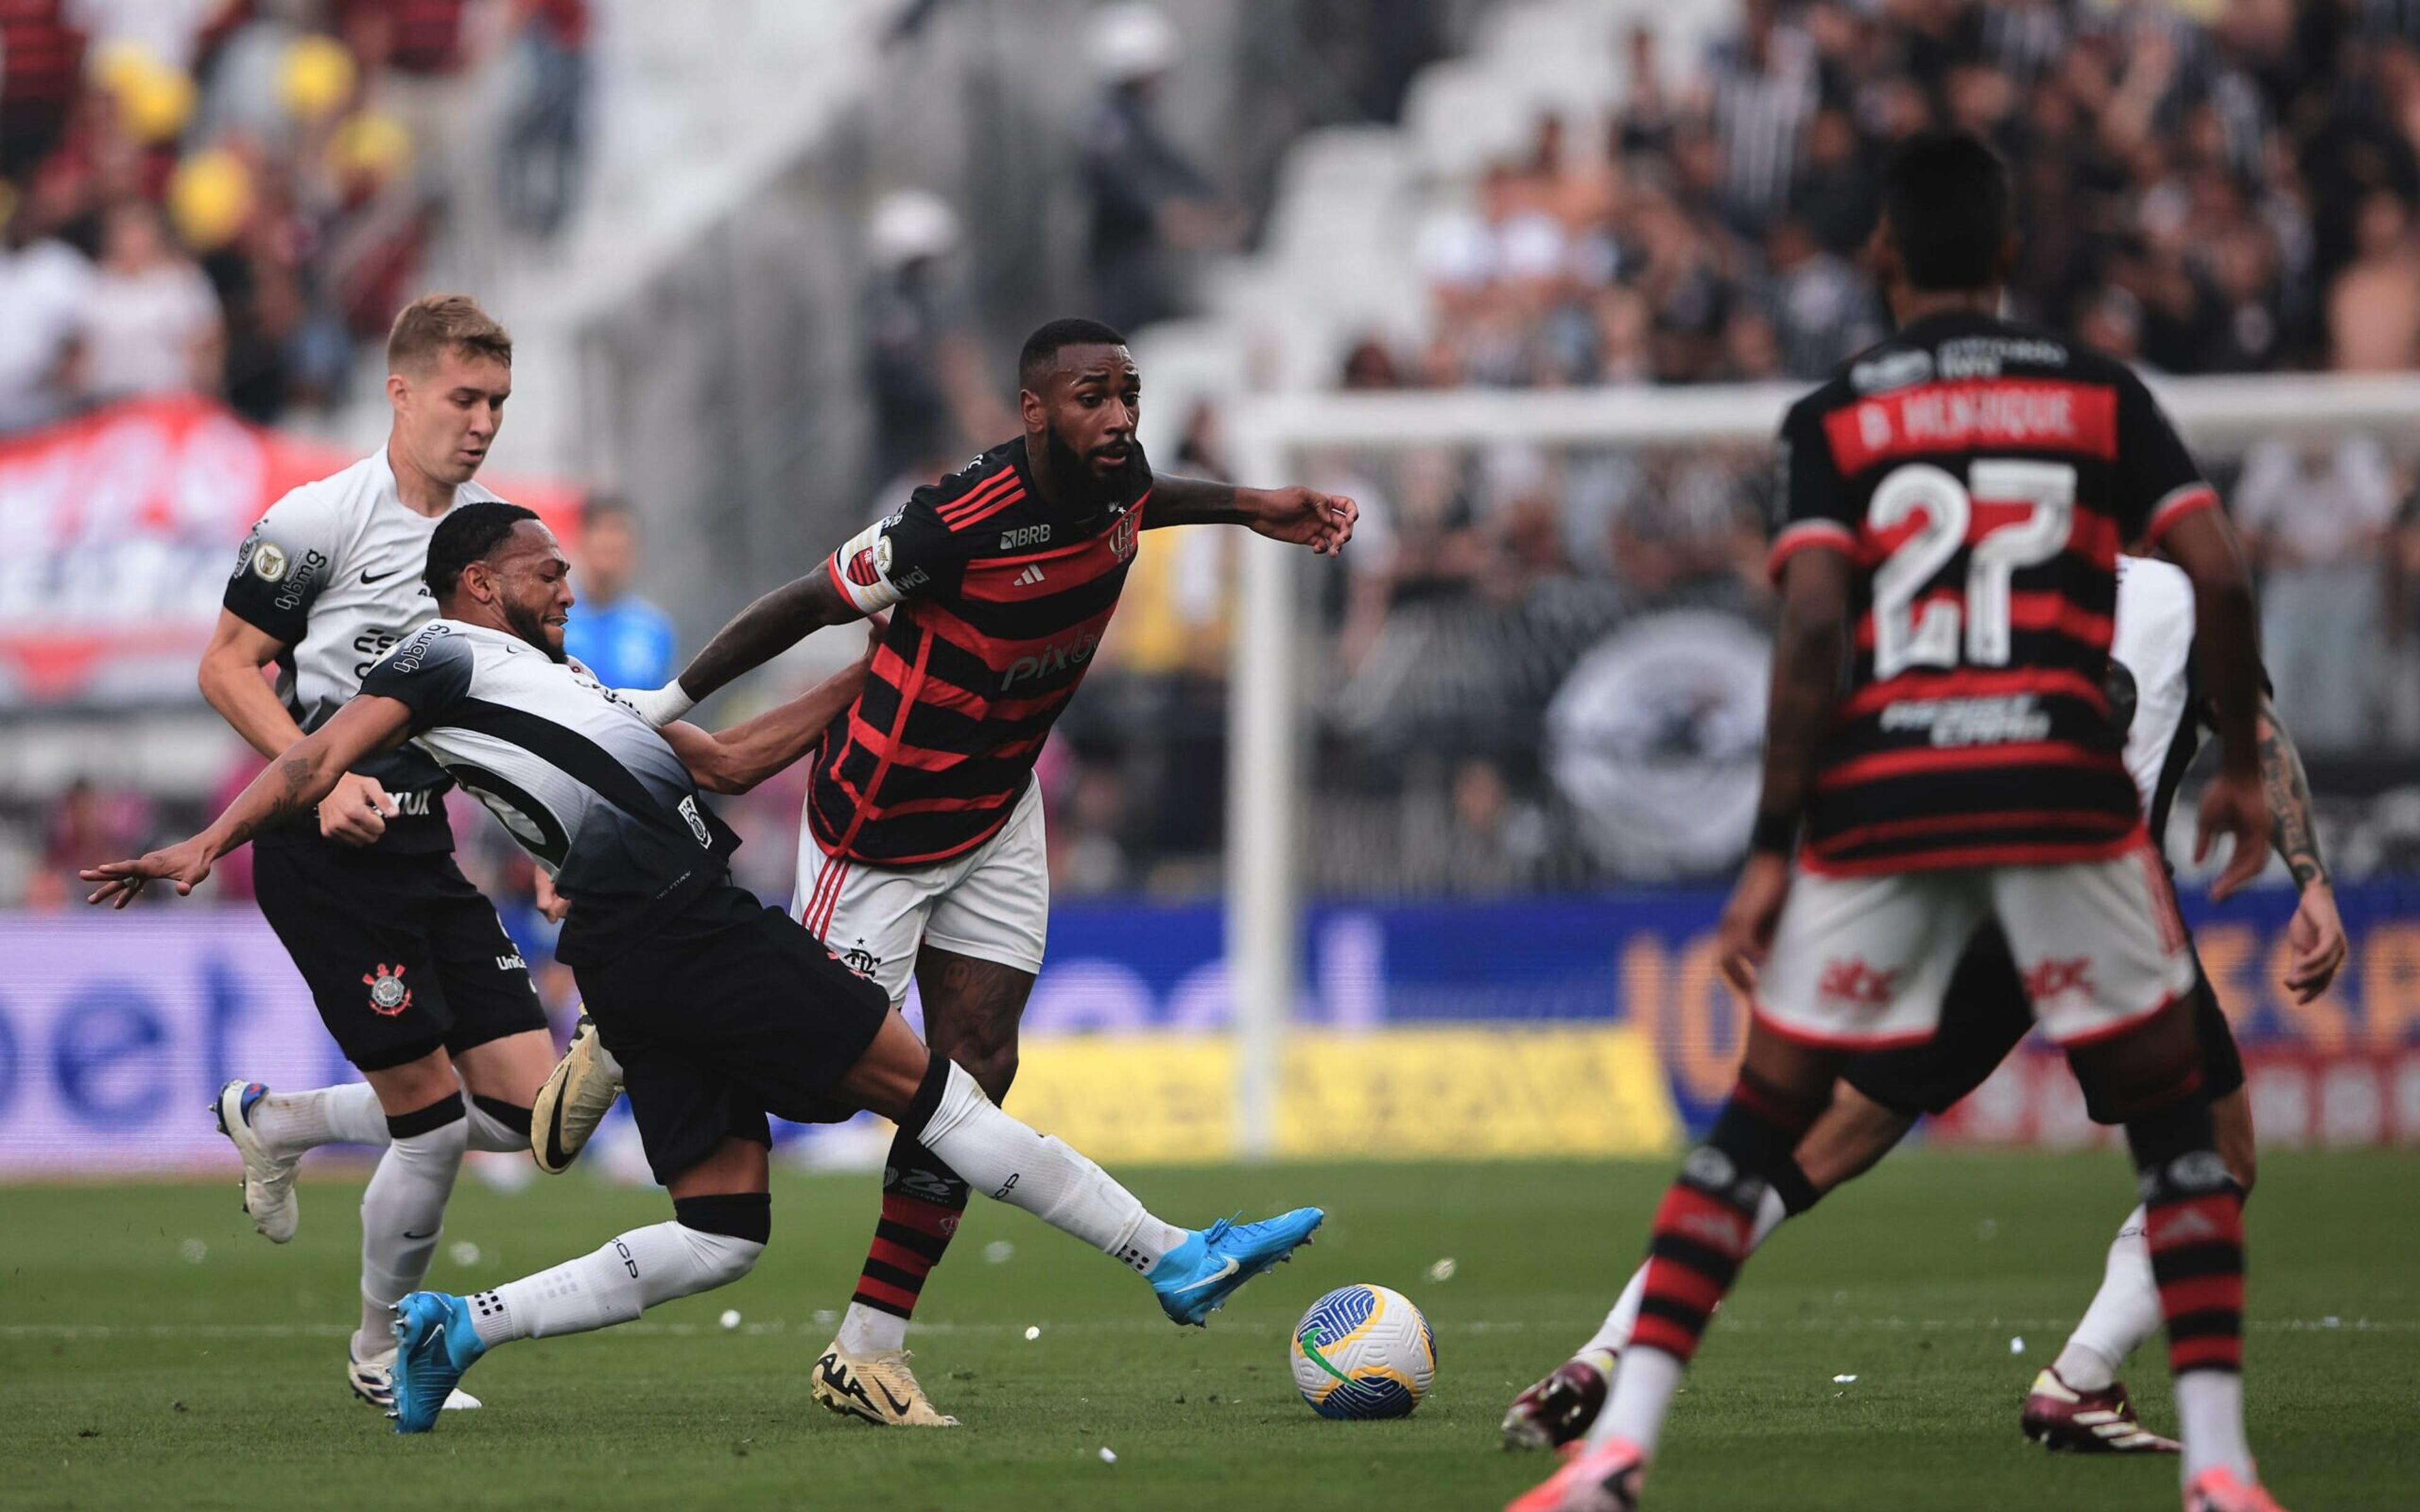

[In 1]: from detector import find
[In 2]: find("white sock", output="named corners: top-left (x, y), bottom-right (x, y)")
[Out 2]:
top-left (837, 1302), bottom-right (908, 1356)
top-left (1591, 1346), bottom-right (1685, 1459)
top-left (913, 1063), bottom-right (1186, 1274)
top-left (354, 1101), bottom-right (468, 1355)
top-left (252, 1082), bottom-right (388, 1155)
top-left (2175, 1370), bottom-right (2253, 1482)
top-left (2055, 1204), bottom-right (2159, 1393)
top-left (1581, 1188), bottom-right (1787, 1363)
top-left (466, 1221), bottom-right (762, 1348)
top-left (1580, 1266), bottom-right (1650, 1365)
top-left (463, 1097), bottom-right (533, 1154)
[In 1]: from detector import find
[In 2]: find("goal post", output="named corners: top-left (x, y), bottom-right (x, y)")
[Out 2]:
top-left (1221, 371), bottom-right (2420, 1160)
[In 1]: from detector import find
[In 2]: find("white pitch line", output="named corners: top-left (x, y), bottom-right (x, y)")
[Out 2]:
top-left (2, 1317), bottom-right (2411, 1341)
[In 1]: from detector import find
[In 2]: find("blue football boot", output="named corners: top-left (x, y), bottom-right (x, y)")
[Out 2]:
top-left (389, 1291), bottom-right (488, 1433)
top-left (1151, 1207), bottom-right (1325, 1326)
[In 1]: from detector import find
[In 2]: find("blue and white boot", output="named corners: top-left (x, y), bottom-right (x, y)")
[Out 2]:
top-left (389, 1292), bottom-right (490, 1433)
top-left (1150, 1208), bottom-right (1325, 1326)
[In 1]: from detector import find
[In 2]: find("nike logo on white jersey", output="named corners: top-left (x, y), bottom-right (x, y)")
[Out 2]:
top-left (1013, 564), bottom-right (1046, 587)
top-left (1168, 1256), bottom-right (1240, 1295)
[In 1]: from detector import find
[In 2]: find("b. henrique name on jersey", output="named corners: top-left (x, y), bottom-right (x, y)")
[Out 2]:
top-left (1768, 311), bottom-right (2221, 875)
top-left (818, 438), bottom-right (1148, 866)
top-left (222, 449), bottom-right (506, 852)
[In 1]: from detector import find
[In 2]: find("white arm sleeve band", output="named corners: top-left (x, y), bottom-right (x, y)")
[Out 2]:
top-left (618, 682), bottom-right (696, 727)
top-left (827, 517), bottom-right (909, 615)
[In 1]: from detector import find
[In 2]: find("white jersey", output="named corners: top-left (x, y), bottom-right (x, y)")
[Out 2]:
top-left (2111, 554), bottom-right (2202, 842)
top-left (359, 619), bottom-right (740, 965)
top-left (222, 450), bottom-right (503, 818)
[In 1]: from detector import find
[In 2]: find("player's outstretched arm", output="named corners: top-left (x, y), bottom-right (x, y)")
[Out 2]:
top-left (664, 621), bottom-right (882, 794)
top-left (627, 568), bottom-right (864, 726)
top-left (81, 695), bottom-right (415, 907)
top-left (199, 609), bottom-right (399, 845)
top-left (2256, 695), bottom-right (2346, 1000)
top-left (2158, 507), bottom-right (2270, 898)
top-left (1145, 474), bottom-right (1357, 555)
top-left (1717, 548), bottom-right (1851, 992)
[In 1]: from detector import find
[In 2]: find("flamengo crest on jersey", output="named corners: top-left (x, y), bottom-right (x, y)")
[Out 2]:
top-left (812, 439), bottom-right (1150, 866)
top-left (356, 621), bottom-right (740, 966)
top-left (1768, 311), bottom-right (2220, 876)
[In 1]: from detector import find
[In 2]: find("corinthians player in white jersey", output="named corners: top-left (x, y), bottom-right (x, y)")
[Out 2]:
top-left (83, 502), bottom-right (1324, 1436)
top-left (193, 295), bottom-right (562, 1412)
top-left (1501, 554), bottom-right (2347, 1461)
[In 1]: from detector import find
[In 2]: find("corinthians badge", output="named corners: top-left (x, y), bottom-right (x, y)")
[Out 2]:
top-left (362, 963), bottom-right (413, 1016)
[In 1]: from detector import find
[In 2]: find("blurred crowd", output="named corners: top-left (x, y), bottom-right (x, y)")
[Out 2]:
top-left (1390, 0), bottom-right (2420, 391)
top-left (0, 0), bottom-right (590, 435)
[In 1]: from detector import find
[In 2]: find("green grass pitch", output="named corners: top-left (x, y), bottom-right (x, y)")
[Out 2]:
top-left (3, 1150), bottom-right (2414, 1511)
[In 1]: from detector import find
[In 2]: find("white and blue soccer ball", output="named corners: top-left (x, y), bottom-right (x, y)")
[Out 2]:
top-left (1289, 1283), bottom-right (1436, 1419)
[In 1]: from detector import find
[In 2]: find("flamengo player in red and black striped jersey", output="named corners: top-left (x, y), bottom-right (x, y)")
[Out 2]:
top-left (1515, 135), bottom-right (2288, 1512)
top-left (1768, 318), bottom-right (2218, 874)
top-left (596, 318), bottom-right (1356, 1427)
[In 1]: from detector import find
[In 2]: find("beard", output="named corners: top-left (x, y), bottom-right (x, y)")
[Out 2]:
top-left (505, 599), bottom-right (567, 662)
top-left (1044, 422), bottom-right (1150, 512)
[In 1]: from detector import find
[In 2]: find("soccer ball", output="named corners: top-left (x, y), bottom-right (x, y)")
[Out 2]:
top-left (1289, 1284), bottom-right (1436, 1419)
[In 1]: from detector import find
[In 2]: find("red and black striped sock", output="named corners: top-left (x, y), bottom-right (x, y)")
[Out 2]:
top-left (2124, 1095), bottom-right (2245, 1378)
top-left (2126, 1094), bottom-right (2252, 1478)
top-left (2143, 1161), bottom-right (2245, 1376)
top-left (850, 1143), bottom-right (969, 1328)
top-left (1630, 1075), bottom-right (1825, 1365)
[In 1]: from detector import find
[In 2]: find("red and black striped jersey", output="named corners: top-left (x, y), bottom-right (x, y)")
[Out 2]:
top-left (1768, 311), bottom-right (2219, 876)
top-left (813, 439), bottom-right (1148, 866)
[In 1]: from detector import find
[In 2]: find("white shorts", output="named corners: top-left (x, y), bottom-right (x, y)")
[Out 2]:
top-left (791, 777), bottom-right (1050, 1007)
top-left (1756, 844), bottom-right (2195, 1050)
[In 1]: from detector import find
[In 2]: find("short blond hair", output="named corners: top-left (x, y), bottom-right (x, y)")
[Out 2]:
top-left (387, 293), bottom-right (512, 374)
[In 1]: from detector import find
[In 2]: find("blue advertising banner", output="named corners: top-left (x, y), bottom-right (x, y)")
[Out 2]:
top-left (1, 882), bottom-right (2415, 1174)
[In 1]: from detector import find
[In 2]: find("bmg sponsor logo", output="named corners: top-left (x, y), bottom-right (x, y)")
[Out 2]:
top-left (271, 548), bottom-right (329, 610)
top-left (384, 623), bottom-right (449, 673)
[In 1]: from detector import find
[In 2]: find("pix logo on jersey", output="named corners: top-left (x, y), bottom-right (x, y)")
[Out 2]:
top-left (362, 963), bottom-right (413, 1016)
top-left (1000, 628), bottom-right (1102, 690)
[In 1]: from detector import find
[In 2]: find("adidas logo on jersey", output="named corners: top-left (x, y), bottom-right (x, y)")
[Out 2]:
top-left (1013, 564), bottom-right (1046, 587)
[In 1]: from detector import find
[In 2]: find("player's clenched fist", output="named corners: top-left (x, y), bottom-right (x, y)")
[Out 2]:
top-left (318, 769), bottom-right (399, 846)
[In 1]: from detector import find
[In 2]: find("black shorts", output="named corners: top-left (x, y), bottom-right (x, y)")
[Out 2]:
top-left (573, 883), bottom-right (890, 1187)
top-left (253, 840), bottom-right (546, 1073)
top-left (1841, 925), bottom-right (2245, 1121)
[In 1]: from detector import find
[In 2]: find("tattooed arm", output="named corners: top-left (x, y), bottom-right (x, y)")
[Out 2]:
top-left (2255, 694), bottom-right (2348, 1002)
top-left (82, 696), bottom-right (416, 907)
top-left (2256, 696), bottom-right (2325, 888)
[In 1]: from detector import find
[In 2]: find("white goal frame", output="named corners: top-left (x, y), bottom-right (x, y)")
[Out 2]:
top-left (1219, 372), bottom-right (2420, 1159)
